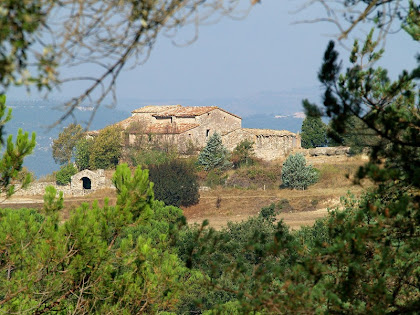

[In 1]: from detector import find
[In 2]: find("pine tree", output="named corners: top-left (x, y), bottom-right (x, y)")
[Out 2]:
top-left (197, 133), bottom-right (231, 171)
top-left (0, 95), bottom-right (36, 197)
top-left (300, 105), bottom-right (327, 149)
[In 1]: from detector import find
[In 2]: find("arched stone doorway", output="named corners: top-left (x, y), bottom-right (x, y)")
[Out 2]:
top-left (81, 177), bottom-right (92, 189)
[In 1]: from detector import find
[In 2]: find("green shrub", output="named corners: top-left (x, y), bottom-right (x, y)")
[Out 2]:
top-left (129, 148), bottom-right (177, 167)
top-left (231, 140), bottom-right (255, 168)
top-left (281, 153), bottom-right (319, 190)
top-left (55, 163), bottom-right (77, 185)
top-left (148, 159), bottom-right (199, 207)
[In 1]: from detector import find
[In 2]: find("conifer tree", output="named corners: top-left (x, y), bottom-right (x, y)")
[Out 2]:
top-left (300, 104), bottom-right (327, 148)
top-left (197, 133), bottom-right (231, 171)
top-left (281, 153), bottom-right (319, 190)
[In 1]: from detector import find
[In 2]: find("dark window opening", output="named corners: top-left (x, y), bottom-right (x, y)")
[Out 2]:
top-left (82, 177), bottom-right (91, 189)
top-left (206, 129), bottom-right (210, 137)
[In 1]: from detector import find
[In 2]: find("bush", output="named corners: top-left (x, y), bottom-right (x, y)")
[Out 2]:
top-left (231, 140), bottom-right (255, 168)
top-left (56, 163), bottom-right (77, 185)
top-left (128, 148), bottom-right (177, 168)
top-left (281, 153), bottom-right (319, 190)
top-left (148, 159), bottom-right (199, 207)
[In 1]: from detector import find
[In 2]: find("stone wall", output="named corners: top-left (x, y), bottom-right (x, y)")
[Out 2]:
top-left (12, 182), bottom-right (115, 197)
top-left (223, 128), bottom-right (301, 161)
top-left (293, 146), bottom-right (351, 157)
top-left (12, 169), bottom-right (114, 197)
top-left (71, 169), bottom-right (109, 190)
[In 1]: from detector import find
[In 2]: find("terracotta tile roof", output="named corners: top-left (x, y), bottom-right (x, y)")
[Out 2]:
top-left (131, 105), bottom-right (181, 114)
top-left (153, 106), bottom-right (218, 117)
top-left (131, 105), bottom-right (241, 119)
top-left (114, 116), bottom-right (142, 129)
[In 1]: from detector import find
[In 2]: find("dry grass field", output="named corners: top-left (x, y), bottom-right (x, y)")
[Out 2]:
top-left (1, 155), bottom-right (371, 230)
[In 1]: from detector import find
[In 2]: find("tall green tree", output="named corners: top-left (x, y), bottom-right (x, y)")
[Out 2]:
top-left (52, 123), bottom-right (84, 165)
top-left (90, 126), bottom-right (122, 169)
top-left (300, 104), bottom-right (327, 148)
top-left (198, 133), bottom-right (231, 171)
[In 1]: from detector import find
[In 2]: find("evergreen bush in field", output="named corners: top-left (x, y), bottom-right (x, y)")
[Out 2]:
top-left (55, 163), bottom-right (78, 185)
top-left (198, 133), bottom-right (231, 171)
top-left (148, 159), bottom-right (199, 207)
top-left (281, 153), bottom-right (318, 190)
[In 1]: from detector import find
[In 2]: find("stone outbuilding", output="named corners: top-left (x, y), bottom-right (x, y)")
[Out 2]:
top-left (71, 169), bottom-right (108, 191)
top-left (222, 128), bottom-right (301, 161)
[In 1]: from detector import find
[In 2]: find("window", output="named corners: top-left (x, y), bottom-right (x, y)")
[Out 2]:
top-left (206, 129), bottom-right (210, 137)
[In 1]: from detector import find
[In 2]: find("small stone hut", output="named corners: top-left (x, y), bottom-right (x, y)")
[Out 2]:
top-left (71, 169), bottom-right (107, 190)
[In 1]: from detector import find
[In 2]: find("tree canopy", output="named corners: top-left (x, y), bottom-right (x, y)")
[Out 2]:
top-left (89, 126), bottom-right (123, 170)
top-left (52, 123), bottom-right (84, 165)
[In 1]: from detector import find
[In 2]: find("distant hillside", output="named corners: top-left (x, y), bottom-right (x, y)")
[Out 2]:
top-left (242, 113), bottom-right (304, 133)
top-left (6, 99), bottom-right (129, 177)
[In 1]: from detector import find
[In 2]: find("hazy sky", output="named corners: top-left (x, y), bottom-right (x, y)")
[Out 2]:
top-left (8, 1), bottom-right (418, 107)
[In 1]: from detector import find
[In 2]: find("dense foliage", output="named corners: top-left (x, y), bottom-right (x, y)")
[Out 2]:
top-left (55, 163), bottom-right (78, 185)
top-left (148, 159), bottom-right (200, 207)
top-left (74, 137), bottom-right (93, 171)
top-left (300, 105), bottom-right (328, 148)
top-left (0, 165), bottom-right (193, 313)
top-left (198, 133), bottom-right (231, 171)
top-left (52, 123), bottom-right (84, 165)
top-left (281, 153), bottom-right (319, 190)
top-left (89, 126), bottom-right (123, 169)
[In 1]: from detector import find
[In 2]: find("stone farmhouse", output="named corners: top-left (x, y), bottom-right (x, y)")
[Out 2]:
top-left (113, 105), bottom-right (301, 161)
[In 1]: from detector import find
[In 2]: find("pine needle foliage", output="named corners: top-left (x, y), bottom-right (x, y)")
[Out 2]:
top-left (0, 95), bottom-right (36, 197)
top-left (281, 153), bottom-right (319, 190)
top-left (198, 133), bottom-right (231, 171)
